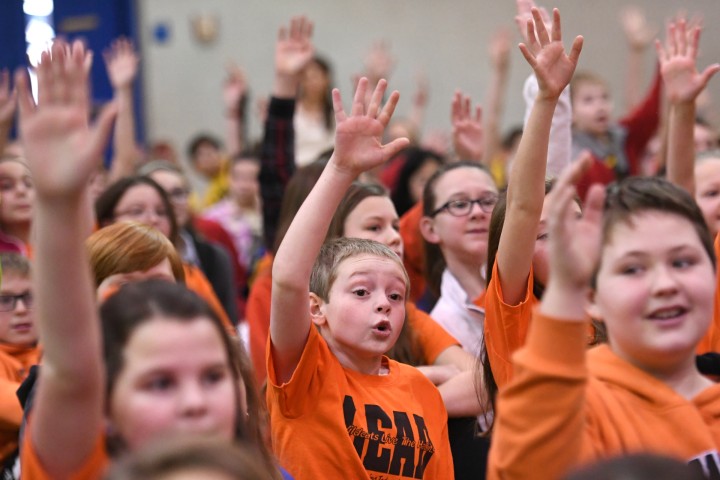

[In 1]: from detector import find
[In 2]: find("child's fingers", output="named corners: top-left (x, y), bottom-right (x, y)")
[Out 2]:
top-left (525, 19), bottom-right (538, 52)
top-left (532, 8), bottom-right (550, 45)
top-left (450, 91), bottom-right (461, 122)
top-left (687, 26), bottom-right (700, 59)
top-left (474, 105), bottom-right (483, 123)
top-left (699, 64), bottom-right (720, 89)
top-left (568, 36), bottom-right (584, 65)
top-left (669, 23), bottom-right (678, 56)
top-left (377, 89), bottom-right (400, 126)
top-left (351, 77), bottom-right (368, 117)
top-left (551, 8), bottom-right (561, 43)
top-left (331, 88), bottom-right (347, 123)
top-left (14, 68), bottom-right (35, 118)
top-left (581, 183), bottom-right (606, 229)
top-left (302, 18), bottom-right (314, 40)
top-left (36, 49), bottom-right (52, 105)
top-left (366, 79), bottom-right (386, 119)
top-left (381, 137), bottom-right (411, 161)
top-left (654, 39), bottom-right (667, 64)
top-left (86, 101), bottom-right (118, 168)
top-left (462, 95), bottom-right (471, 118)
top-left (518, 43), bottom-right (537, 69)
top-left (677, 18), bottom-right (687, 55)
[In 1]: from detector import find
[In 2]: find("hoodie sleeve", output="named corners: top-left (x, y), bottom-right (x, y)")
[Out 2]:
top-left (487, 309), bottom-right (590, 480)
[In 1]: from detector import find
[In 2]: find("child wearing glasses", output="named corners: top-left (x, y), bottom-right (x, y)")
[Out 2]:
top-left (419, 161), bottom-right (498, 356)
top-left (0, 253), bottom-right (39, 464)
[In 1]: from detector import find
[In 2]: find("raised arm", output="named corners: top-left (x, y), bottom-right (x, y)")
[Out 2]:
top-left (483, 28), bottom-right (512, 167)
top-left (223, 62), bottom-right (247, 158)
top-left (497, 8), bottom-right (583, 306)
top-left (660, 19), bottom-right (719, 194)
top-left (105, 37), bottom-right (141, 183)
top-left (16, 40), bottom-right (117, 476)
top-left (270, 78), bottom-right (408, 383)
top-left (0, 70), bottom-right (17, 156)
top-left (260, 16), bottom-right (314, 252)
top-left (620, 6), bottom-right (658, 109)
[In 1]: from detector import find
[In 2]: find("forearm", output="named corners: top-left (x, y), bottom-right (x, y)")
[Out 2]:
top-left (437, 370), bottom-right (485, 417)
top-left (0, 125), bottom-right (10, 156)
top-left (108, 87), bottom-right (138, 182)
top-left (624, 49), bottom-right (646, 109)
top-left (666, 102), bottom-right (696, 195)
top-left (225, 113), bottom-right (242, 159)
top-left (509, 95), bottom-right (558, 209)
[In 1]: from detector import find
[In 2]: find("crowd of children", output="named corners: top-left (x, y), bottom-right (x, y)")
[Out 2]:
top-left (1, 1), bottom-right (720, 479)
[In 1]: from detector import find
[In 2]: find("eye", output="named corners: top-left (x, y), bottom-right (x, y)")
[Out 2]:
top-left (388, 293), bottom-right (403, 302)
top-left (536, 232), bottom-right (548, 241)
top-left (392, 222), bottom-right (400, 232)
top-left (620, 264), bottom-right (643, 276)
top-left (144, 375), bottom-right (174, 392)
top-left (353, 288), bottom-right (369, 297)
top-left (0, 180), bottom-right (15, 191)
top-left (202, 366), bottom-right (229, 386)
top-left (451, 200), bottom-right (470, 209)
top-left (672, 257), bottom-right (696, 269)
top-left (365, 224), bottom-right (381, 233)
top-left (702, 189), bottom-right (720, 198)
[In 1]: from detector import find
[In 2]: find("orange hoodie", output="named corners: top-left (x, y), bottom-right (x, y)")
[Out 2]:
top-left (0, 343), bottom-right (41, 461)
top-left (488, 310), bottom-right (720, 480)
top-left (698, 234), bottom-right (720, 354)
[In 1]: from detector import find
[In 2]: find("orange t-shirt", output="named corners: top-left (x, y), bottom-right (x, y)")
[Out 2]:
top-left (482, 261), bottom-right (537, 389)
top-left (488, 309), bottom-right (720, 480)
top-left (699, 234), bottom-right (720, 354)
top-left (399, 202), bottom-right (426, 302)
top-left (267, 326), bottom-right (454, 480)
top-left (406, 302), bottom-right (460, 365)
top-left (0, 343), bottom-right (40, 461)
top-left (183, 263), bottom-right (235, 335)
top-left (21, 426), bottom-right (107, 480)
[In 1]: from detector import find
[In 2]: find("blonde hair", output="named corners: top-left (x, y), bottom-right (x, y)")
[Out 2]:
top-left (86, 221), bottom-right (185, 287)
top-left (309, 237), bottom-right (409, 302)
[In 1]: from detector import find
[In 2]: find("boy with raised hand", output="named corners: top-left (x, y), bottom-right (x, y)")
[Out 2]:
top-left (268, 76), bottom-right (454, 478)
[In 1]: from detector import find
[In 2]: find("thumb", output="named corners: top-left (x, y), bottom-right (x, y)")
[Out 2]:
top-left (86, 101), bottom-right (118, 160)
top-left (699, 64), bottom-right (720, 88)
top-left (381, 137), bottom-right (410, 161)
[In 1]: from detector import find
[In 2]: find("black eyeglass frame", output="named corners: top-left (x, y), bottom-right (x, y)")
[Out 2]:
top-left (429, 194), bottom-right (499, 218)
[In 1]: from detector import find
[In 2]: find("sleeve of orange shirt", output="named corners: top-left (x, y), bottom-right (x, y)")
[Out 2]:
top-left (482, 260), bottom-right (536, 389)
top-left (183, 263), bottom-right (235, 335)
top-left (21, 423), bottom-right (108, 480)
top-left (406, 301), bottom-right (460, 365)
top-left (399, 202), bottom-right (426, 302)
top-left (247, 270), bottom-right (273, 385)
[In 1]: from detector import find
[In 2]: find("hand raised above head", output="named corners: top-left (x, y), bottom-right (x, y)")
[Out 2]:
top-left (656, 18), bottom-right (720, 104)
top-left (275, 16), bottom-right (315, 78)
top-left (103, 37), bottom-right (139, 90)
top-left (17, 40), bottom-right (117, 200)
top-left (519, 8), bottom-right (583, 100)
top-left (330, 78), bottom-right (409, 178)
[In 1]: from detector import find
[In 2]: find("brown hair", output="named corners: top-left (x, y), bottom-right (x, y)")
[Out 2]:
top-left (570, 70), bottom-right (609, 104)
top-left (310, 237), bottom-right (409, 303)
top-left (601, 176), bottom-right (715, 271)
top-left (86, 221), bottom-right (185, 287)
top-left (0, 252), bottom-right (31, 278)
top-left (104, 437), bottom-right (278, 480)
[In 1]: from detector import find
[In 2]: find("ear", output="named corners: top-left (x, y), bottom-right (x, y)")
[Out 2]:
top-left (419, 215), bottom-right (440, 244)
top-left (309, 292), bottom-right (327, 327)
top-left (584, 288), bottom-right (603, 322)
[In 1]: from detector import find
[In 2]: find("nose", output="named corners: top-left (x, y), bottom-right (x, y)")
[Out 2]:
top-left (385, 228), bottom-right (402, 254)
top-left (178, 382), bottom-right (209, 418)
top-left (14, 297), bottom-right (29, 313)
top-left (651, 265), bottom-right (679, 296)
top-left (375, 298), bottom-right (391, 314)
top-left (469, 200), bottom-right (487, 219)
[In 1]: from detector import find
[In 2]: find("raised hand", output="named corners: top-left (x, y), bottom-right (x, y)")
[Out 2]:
top-left (515, 0), bottom-right (551, 45)
top-left (275, 16), bottom-right (314, 78)
top-left (363, 40), bottom-right (396, 83)
top-left (519, 8), bottom-right (583, 100)
top-left (103, 38), bottom-right (138, 90)
top-left (0, 70), bottom-right (17, 129)
top-left (331, 78), bottom-right (409, 177)
top-left (451, 91), bottom-right (483, 161)
top-left (656, 18), bottom-right (720, 104)
top-left (620, 5), bottom-right (658, 52)
top-left (17, 40), bottom-right (117, 200)
top-left (545, 153), bottom-right (604, 290)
